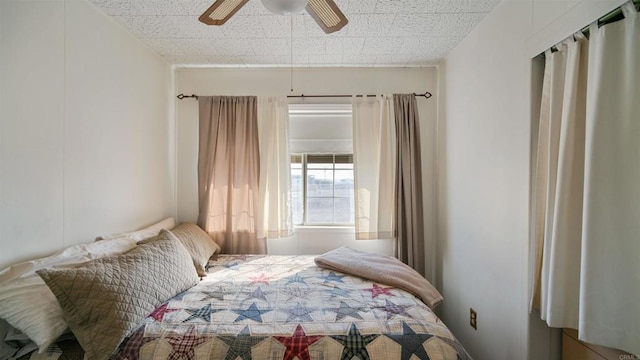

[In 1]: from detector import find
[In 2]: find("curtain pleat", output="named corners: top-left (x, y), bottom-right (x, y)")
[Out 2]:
top-left (256, 96), bottom-right (293, 239)
top-left (579, 3), bottom-right (639, 353)
top-left (393, 94), bottom-right (425, 276)
top-left (531, 35), bottom-right (589, 328)
top-left (352, 95), bottom-right (396, 240)
top-left (197, 96), bottom-right (266, 254)
top-left (530, 49), bottom-right (558, 313)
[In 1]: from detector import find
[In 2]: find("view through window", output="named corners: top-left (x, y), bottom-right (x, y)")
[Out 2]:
top-left (291, 154), bottom-right (354, 225)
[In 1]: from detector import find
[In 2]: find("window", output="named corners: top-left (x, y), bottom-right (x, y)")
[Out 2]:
top-left (291, 154), bottom-right (354, 226)
top-left (288, 104), bottom-right (354, 226)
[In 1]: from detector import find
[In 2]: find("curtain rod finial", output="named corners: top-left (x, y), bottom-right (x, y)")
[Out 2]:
top-left (176, 94), bottom-right (198, 100)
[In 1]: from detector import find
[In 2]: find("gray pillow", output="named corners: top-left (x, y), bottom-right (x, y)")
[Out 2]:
top-left (37, 230), bottom-right (198, 360)
top-left (168, 223), bottom-right (221, 277)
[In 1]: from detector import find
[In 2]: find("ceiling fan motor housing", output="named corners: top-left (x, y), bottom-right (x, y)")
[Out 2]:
top-left (199, 0), bottom-right (348, 34)
top-left (261, 0), bottom-right (308, 15)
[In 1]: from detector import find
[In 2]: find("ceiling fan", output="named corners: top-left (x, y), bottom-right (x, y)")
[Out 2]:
top-left (199, 0), bottom-right (348, 34)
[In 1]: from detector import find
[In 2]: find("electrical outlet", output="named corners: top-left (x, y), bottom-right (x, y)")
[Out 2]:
top-left (470, 308), bottom-right (477, 330)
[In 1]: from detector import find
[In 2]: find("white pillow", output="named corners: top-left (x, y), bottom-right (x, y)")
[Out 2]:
top-left (95, 217), bottom-right (176, 242)
top-left (0, 237), bottom-right (137, 352)
top-left (0, 236), bottom-right (138, 284)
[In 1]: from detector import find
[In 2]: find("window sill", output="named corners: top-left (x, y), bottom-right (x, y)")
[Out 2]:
top-left (294, 225), bottom-right (355, 234)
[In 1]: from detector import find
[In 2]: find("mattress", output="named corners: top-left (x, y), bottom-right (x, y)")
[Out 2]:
top-left (17, 255), bottom-right (471, 360)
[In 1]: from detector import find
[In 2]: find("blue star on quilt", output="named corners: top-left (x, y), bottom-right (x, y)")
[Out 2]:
top-left (172, 290), bottom-right (189, 301)
top-left (285, 302), bottom-right (316, 322)
top-left (200, 288), bottom-right (225, 301)
top-left (285, 273), bottom-right (308, 285)
top-left (283, 285), bottom-right (314, 301)
top-left (321, 272), bottom-right (345, 284)
top-left (330, 301), bottom-right (367, 321)
top-left (386, 322), bottom-right (433, 360)
top-left (183, 304), bottom-right (223, 323)
top-left (331, 324), bottom-right (379, 360)
top-left (330, 286), bottom-right (351, 298)
top-left (217, 326), bottom-right (266, 360)
top-left (233, 303), bottom-right (272, 323)
top-left (375, 300), bottom-right (413, 320)
top-left (222, 262), bottom-right (241, 270)
top-left (244, 286), bottom-right (268, 302)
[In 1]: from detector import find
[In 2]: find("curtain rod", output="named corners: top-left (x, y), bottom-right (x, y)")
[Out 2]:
top-left (580, 0), bottom-right (639, 35)
top-left (287, 92), bottom-right (432, 99)
top-left (544, 0), bottom-right (639, 55)
top-left (176, 91), bottom-right (432, 100)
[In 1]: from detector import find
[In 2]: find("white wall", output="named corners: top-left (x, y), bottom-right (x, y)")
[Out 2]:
top-left (0, 0), bottom-right (173, 269)
top-left (175, 68), bottom-right (436, 262)
top-left (437, 0), bottom-right (626, 359)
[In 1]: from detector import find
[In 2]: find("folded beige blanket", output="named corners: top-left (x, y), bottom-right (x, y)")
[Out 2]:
top-left (314, 246), bottom-right (443, 309)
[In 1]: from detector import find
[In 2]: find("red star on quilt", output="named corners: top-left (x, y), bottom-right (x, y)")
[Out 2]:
top-left (249, 273), bottom-right (271, 285)
top-left (274, 324), bottom-right (323, 360)
top-left (150, 303), bottom-right (178, 322)
top-left (166, 328), bottom-right (209, 360)
top-left (364, 284), bottom-right (395, 298)
top-left (112, 327), bottom-right (157, 360)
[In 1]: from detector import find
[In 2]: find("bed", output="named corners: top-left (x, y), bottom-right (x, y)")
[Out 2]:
top-left (1, 221), bottom-right (471, 360)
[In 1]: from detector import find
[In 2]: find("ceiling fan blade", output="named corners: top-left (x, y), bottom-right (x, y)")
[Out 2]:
top-left (306, 0), bottom-right (348, 34)
top-left (199, 0), bottom-right (249, 26)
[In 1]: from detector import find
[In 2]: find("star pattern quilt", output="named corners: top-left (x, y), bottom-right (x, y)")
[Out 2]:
top-left (15, 255), bottom-right (472, 360)
top-left (108, 254), bottom-right (472, 360)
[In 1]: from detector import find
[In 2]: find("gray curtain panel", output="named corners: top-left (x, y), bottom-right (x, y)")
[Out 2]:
top-left (393, 94), bottom-right (425, 276)
top-left (197, 96), bottom-right (266, 254)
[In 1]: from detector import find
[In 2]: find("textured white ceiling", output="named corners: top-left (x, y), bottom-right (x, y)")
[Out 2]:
top-left (89, 0), bottom-right (500, 67)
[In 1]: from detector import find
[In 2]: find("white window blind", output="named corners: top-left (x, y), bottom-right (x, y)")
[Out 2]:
top-left (288, 104), bottom-right (352, 154)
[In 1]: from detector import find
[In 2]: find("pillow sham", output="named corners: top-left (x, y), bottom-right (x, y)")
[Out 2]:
top-left (37, 230), bottom-right (198, 360)
top-left (0, 237), bottom-right (137, 352)
top-left (0, 237), bottom-right (137, 284)
top-left (168, 223), bottom-right (221, 277)
top-left (95, 217), bottom-right (175, 241)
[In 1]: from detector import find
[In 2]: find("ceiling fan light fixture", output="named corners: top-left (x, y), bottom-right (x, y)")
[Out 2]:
top-left (261, 0), bottom-right (308, 15)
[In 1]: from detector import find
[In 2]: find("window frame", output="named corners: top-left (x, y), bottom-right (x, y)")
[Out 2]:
top-left (291, 153), bottom-right (354, 227)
